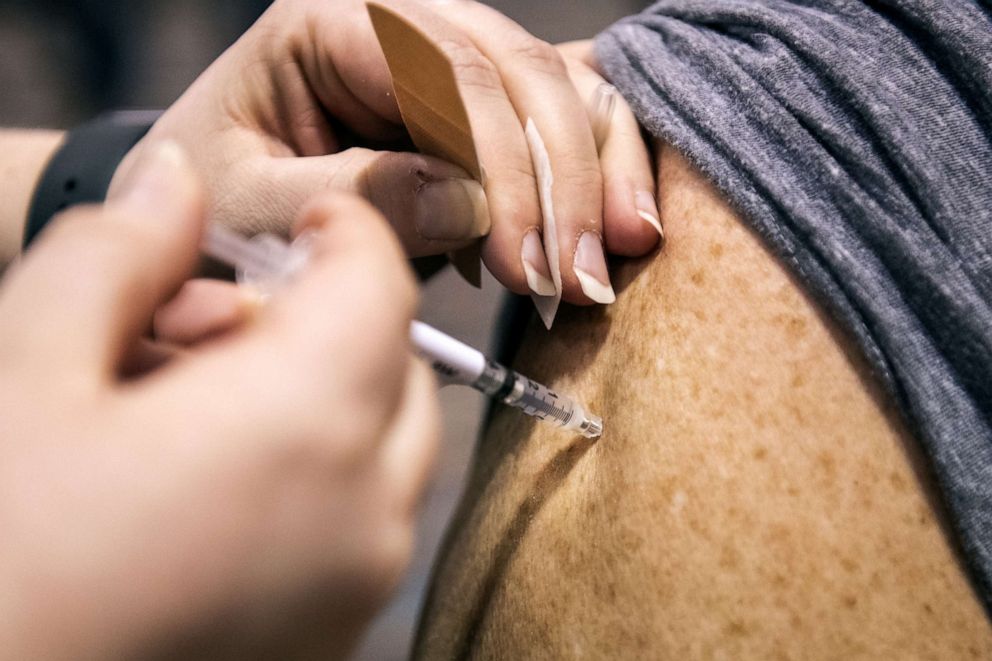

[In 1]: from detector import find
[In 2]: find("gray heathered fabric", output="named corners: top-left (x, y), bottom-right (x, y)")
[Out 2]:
top-left (596, 0), bottom-right (992, 613)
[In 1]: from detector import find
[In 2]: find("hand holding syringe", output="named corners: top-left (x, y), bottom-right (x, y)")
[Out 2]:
top-left (202, 223), bottom-right (604, 439)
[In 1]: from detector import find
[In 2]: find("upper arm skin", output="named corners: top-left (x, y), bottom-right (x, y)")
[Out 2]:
top-left (414, 143), bottom-right (992, 660)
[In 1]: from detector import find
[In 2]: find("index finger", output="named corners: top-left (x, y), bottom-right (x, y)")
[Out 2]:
top-left (368, 0), bottom-right (544, 297)
top-left (437, 1), bottom-right (612, 308)
top-left (261, 193), bottom-right (419, 413)
top-left (139, 192), bottom-right (420, 450)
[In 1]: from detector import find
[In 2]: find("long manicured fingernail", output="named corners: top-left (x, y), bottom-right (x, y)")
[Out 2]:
top-left (521, 228), bottom-right (555, 296)
top-left (635, 190), bottom-right (664, 241)
top-left (415, 177), bottom-right (491, 241)
top-left (589, 83), bottom-right (617, 152)
top-left (115, 141), bottom-right (189, 216)
top-left (573, 231), bottom-right (616, 304)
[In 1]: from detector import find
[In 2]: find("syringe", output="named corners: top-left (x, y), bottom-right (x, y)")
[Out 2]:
top-left (201, 223), bottom-right (604, 439)
top-left (408, 321), bottom-right (603, 438)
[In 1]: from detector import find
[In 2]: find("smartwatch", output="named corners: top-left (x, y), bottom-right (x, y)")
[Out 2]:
top-left (24, 110), bottom-right (163, 249)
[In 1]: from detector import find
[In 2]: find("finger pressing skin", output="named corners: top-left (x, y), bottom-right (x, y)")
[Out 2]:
top-left (0, 142), bottom-right (204, 377)
top-left (263, 149), bottom-right (490, 258)
top-left (556, 39), bottom-right (604, 75)
top-left (154, 279), bottom-right (262, 346)
top-left (367, 0), bottom-right (545, 297)
top-left (133, 192), bottom-right (419, 456)
top-left (436, 1), bottom-right (611, 305)
top-left (564, 57), bottom-right (663, 256)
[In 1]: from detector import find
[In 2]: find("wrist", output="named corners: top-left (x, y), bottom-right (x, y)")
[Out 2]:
top-left (0, 129), bottom-right (64, 269)
top-left (22, 112), bottom-right (162, 253)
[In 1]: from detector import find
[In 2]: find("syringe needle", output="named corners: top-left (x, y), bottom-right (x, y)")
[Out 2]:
top-left (201, 225), bottom-right (604, 439)
top-left (410, 321), bottom-right (603, 439)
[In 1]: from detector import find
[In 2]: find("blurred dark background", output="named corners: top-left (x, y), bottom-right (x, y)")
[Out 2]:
top-left (0, 0), bottom-right (271, 126)
top-left (0, 0), bottom-right (648, 128)
top-left (0, 0), bottom-right (648, 658)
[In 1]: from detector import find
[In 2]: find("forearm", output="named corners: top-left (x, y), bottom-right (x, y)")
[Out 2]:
top-left (0, 129), bottom-right (64, 268)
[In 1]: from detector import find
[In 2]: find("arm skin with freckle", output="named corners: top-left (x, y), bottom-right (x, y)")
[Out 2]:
top-left (412, 143), bottom-right (992, 660)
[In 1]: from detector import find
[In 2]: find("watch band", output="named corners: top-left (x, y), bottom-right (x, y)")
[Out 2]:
top-left (24, 110), bottom-right (163, 249)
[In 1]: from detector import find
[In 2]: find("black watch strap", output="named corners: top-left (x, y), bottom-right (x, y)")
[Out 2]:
top-left (24, 110), bottom-right (163, 249)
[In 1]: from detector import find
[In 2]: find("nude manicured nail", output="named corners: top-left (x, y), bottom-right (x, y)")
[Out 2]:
top-left (521, 229), bottom-right (555, 297)
top-left (415, 178), bottom-right (491, 241)
top-left (116, 141), bottom-right (188, 215)
top-left (589, 83), bottom-right (617, 152)
top-left (573, 232), bottom-right (616, 304)
top-left (635, 190), bottom-right (664, 241)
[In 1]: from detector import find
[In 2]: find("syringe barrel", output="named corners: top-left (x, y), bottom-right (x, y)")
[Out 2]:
top-left (488, 367), bottom-right (603, 438)
top-left (196, 229), bottom-right (611, 436)
top-left (502, 375), bottom-right (575, 427)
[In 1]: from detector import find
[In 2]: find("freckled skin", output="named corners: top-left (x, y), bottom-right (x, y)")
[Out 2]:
top-left (414, 145), bottom-right (992, 660)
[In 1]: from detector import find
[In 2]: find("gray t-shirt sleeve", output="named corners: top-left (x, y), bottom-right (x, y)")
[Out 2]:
top-left (596, 0), bottom-right (992, 613)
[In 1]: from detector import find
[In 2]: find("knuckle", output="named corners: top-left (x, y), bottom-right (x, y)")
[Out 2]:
top-left (506, 36), bottom-right (567, 77)
top-left (490, 159), bottom-right (537, 200)
top-left (491, 164), bottom-right (541, 220)
top-left (319, 147), bottom-right (371, 197)
top-left (360, 151), bottom-right (411, 206)
top-left (556, 158), bottom-right (603, 190)
top-left (440, 39), bottom-right (503, 91)
top-left (304, 188), bottom-right (374, 223)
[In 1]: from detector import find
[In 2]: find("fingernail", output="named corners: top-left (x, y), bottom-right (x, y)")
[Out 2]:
top-left (115, 141), bottom-right (189, 216)
top-left (521, 229), bottom-right (555, 296)
top-left (635, 190), bottom-right (664, 242)
top-left (415, 178), bottom-right (491, 241)
top-left (589, 83), bottom-right (617, 152)
top-left (573, 231), bottom-right (616, 304)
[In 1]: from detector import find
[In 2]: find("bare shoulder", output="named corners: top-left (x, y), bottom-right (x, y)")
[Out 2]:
top-left (415, 144), bottom-right (992, 659)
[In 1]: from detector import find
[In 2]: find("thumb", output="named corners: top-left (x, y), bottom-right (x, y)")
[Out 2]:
top-left (268, 148), bottom-right (490, 257)
top-left (0, 141), bottom-right (204, 376)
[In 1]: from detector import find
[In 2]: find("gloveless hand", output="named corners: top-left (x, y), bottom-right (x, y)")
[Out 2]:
top-left (115, 0), bottom-right (661, 305)
top-left (0, 143), bottom-right (438, 660)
